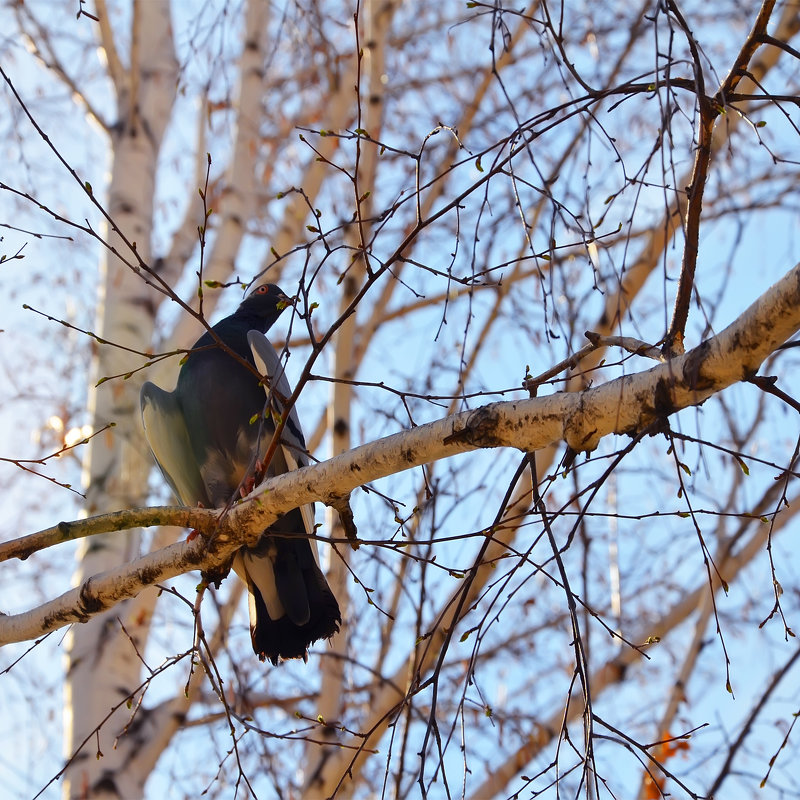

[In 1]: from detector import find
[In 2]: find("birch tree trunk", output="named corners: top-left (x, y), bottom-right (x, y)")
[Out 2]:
top-left (63, 4), bottom-right (178, 797)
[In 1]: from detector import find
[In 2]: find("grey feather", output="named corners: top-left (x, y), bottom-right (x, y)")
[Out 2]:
top-left (141, 381), bottom-right (209, 506)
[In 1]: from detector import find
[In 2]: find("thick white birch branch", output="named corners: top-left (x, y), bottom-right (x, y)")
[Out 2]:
top-left (1, 261), bottom-right (799, 648)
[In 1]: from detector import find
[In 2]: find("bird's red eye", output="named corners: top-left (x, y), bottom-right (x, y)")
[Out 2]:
top-left (255, 285), bottom-right (268, 294)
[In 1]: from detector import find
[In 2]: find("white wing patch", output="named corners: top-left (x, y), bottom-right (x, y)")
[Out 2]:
top-left (140, 381), bottom-right (208, 506)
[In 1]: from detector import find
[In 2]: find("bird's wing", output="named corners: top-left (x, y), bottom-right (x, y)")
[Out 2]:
top-left (244, 330), bottom-right (329, 630)
top-left (140, 381), bottom-right (208, 507)
top-left (247, 330), bottom-right (309, 465)
top-left (247, 331), bottom-right (314, 504)
top-left (247, 330), bottom-right (316, 536)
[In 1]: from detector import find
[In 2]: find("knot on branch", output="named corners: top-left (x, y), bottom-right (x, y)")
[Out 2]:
top-left (681, 339), bottom-right (715, 391)
top-left (326, 492), bottom-right (359, 548)
top-left (76, 578), bottom-right (106, 619)
top-left (443, 405), bottom-right (502, 449)
top-left (562, 395), bottom-right (601, 454)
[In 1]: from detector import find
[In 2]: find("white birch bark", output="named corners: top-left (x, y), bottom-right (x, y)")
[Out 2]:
top-left (62, 3), bottom-right (178, 798)
top-left (303, 1), bottom-right (396, 789)
top-left (158, 0), bottom-right (269, 343)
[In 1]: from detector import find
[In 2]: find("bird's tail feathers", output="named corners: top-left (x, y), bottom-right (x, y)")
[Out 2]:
top-left (233, 532), bottom-right (341, 664)
top-left (250, 562), bottom-right (341, 664)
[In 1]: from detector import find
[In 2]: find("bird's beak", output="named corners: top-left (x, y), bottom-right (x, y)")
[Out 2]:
top-left (277, 292), bottom-right (295, 311)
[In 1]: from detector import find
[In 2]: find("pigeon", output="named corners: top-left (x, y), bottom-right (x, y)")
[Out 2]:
top-left (140, 283), bottom-right (340, 664)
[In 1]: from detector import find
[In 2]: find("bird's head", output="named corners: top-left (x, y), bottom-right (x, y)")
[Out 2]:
top-left (238, 283), bottom-right (295, 321)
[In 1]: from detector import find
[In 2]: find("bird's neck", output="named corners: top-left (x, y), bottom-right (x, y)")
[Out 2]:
top-left (230, 308), bottom-right (278, 333)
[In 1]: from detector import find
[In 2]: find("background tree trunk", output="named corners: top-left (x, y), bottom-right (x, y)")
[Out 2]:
top-left (63, 4), bottom-right (179, 797)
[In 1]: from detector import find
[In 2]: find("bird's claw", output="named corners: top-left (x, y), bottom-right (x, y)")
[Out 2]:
top-left (239, 474), bottom-right (256, 498)
top-left (240, 459), bottom-right (267, 498)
